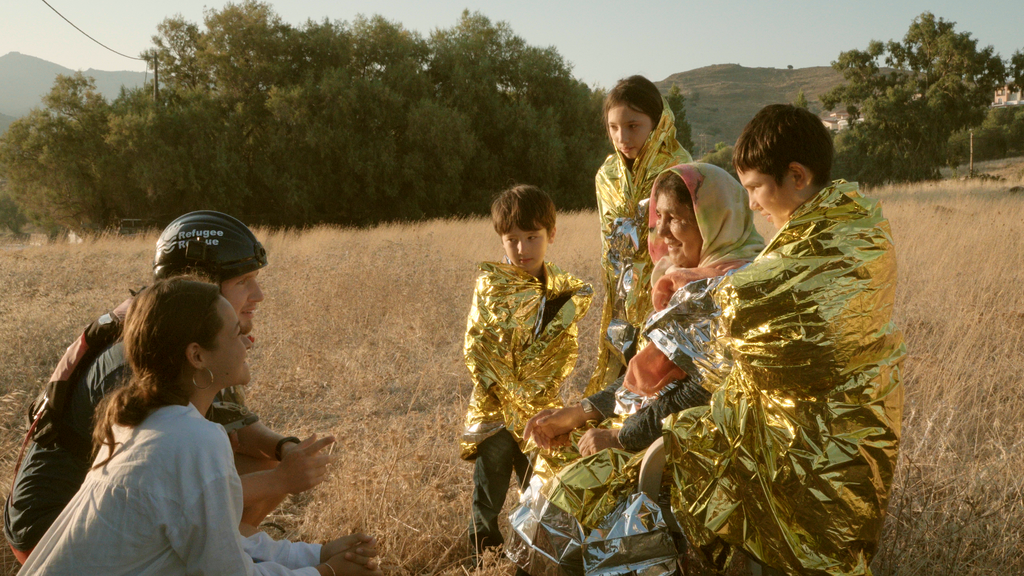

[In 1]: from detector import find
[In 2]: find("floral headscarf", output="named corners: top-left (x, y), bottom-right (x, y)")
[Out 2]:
top-left (627, 163), bottom-right (764, 395)
top-left (648, 163), bottom-right (764, 271)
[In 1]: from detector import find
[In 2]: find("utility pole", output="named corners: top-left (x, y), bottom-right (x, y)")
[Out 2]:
top-left (969, 129), bottom-right (974, 178)
top-left (152, 56), bottom-right (159, 102)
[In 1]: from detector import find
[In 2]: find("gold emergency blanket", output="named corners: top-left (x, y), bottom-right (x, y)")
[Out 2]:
top-left (461, 262), bottom-right (593, 460)
top-left (544, 448), bottom-right (643, 530)
top-left (588, 100), bottom-right (693, 396)
top-left (663, 182), bottom-right (905, 576)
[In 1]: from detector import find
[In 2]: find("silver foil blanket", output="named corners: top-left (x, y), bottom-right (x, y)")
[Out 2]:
top-left (582, 493), bottom-right (680, 576)
top-left (508, 481), bottom-right (681, 576)
top-left (603, 197), bottom-right (648, 360)
top-left (613, 382), bottom-right (680, 418)
top-left (507, 476), bottom-right (586, 576)
top-left (643, 275), bottom-right (729, 389)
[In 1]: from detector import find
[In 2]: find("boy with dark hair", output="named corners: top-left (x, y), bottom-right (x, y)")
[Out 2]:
top-left (460, 185), bottom-right (593, 563)
top-left (733, 103), bottom-right (834, 225)
top-left (659, 103), bottom-right (904, 576)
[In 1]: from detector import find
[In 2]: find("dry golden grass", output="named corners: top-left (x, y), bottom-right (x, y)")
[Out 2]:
top-left (1, 178), bottom-right (1023, 575)
top-left (941, 155), bottom-right (1024, 183)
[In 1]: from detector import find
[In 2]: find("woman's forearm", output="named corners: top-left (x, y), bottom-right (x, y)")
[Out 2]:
top-left (619, 376), bottom-right (711, 452)
top-left (584, 376), bottom-right (626, 420)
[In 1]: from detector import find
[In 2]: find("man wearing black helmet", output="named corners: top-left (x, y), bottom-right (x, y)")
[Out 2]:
top-left (6, 211), bottom-right (338, 562)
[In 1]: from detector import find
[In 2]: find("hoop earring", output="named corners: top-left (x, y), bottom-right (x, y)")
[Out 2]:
top-left (192, 368), bottom-right (214, 390)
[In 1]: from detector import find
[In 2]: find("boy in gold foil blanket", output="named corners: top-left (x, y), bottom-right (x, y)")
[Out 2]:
top-left (662, 104), bottom-right (905, 576)
top-left (460, 185), bottom-right (593, 563)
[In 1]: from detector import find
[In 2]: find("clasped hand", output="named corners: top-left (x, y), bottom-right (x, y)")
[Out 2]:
top-left (524, 407), bottom-right (577, 449)
top-left (525, 406), bottom-right (622, 456)
top-left (320, 533), bottom-right (382, 576)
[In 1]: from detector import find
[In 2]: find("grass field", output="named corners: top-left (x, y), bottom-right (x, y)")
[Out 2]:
top-left (1, 175), bottom-right (1023, 575)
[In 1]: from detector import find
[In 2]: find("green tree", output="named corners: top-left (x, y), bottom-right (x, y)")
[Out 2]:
top-left (665, 84), bottom-right (695, 152)
top-left (698, 142), bottom-right (736, 177)
top-left (821, 12), bottom-right (1006, 184)
top-left (947, 106), bottom-right (1024, 165)
top-left (794, 89), bottom-right (809, 109)
top-left (1010, 49), bottom-right (1024, 90)
top-left (427, 10), bottom-right (604, 213)
top-left (0, 74), bottom-right (133, 229)
top-left (149, 17), bottom-right (210, 92)
top-left (0, 190), bottom-right (28, 234)
top-left (0, 4), bottom-right (609, 227)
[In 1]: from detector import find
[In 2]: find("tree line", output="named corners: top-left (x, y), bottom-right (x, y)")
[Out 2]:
top-left (1, 8), bottom-right (1021, 232)
top-left (697, 14), bottom-right (1024, 186)
top-left (821, 12), bottom-right (1023, 185)
top-left (0, 3), bottom-right (613, 231)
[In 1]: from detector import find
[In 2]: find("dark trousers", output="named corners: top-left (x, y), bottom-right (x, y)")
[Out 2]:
top-left (469, 428), bottom-right (532, 553)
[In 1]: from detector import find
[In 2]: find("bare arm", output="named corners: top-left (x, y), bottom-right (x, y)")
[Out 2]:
top-left (238, 434), bottom-right (337, 506)
top-left (524, 404), bottom-right (599, 448)
top-left (233, 421), bottom-right (288, 460)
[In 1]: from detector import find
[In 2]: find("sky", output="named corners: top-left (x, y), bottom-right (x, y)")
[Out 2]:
top-left (2, 0), bottom-right (1022, 88)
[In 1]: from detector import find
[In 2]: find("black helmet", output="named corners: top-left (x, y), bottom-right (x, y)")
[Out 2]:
top-left (154, 211), bottom-right (268, 282)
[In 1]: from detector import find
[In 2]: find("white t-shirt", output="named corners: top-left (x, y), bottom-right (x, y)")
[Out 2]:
top-left (20, 403), bottom-right (321, 576)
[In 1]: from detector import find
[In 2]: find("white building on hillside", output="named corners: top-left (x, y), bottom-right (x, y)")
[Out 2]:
top-left (993, 86), bottom-right (1022, 107)
top-left (820, 110), bottom-right (862, 132)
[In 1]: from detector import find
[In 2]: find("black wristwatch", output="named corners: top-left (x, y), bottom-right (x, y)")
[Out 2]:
top-left (275, 436), bottom-right (301, 461)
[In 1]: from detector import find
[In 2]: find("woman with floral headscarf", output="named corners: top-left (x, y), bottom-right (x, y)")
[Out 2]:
top-left (526, 163), bottom-right (764, 456)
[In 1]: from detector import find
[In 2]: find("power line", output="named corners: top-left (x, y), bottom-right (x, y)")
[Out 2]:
top-left (38, 0), bottom-right (147, 62)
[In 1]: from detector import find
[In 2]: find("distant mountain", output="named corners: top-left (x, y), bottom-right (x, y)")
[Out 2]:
top-left (0, 112), bottom-right (15, 135)
top-left (657, 64), bottom-right (846, 154)
top-left (0, 52), bottom-right (147, 118)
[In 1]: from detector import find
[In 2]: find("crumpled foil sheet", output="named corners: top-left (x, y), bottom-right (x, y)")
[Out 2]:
top-left (509, 477), bottom-right (681, 576)
top-left (613, 381), bottom-right (681, 418)
top-left (644, 275), bottom-right (731, 391)
top-left (587, 100), bottom-right (693, 396)
top-left (612, 385), bottom-right (645, 417)
top-left (662, 181), bottom-right (905, 576)
top-left (507, 475), bottom-right (586, 576)
top-left (544, 449), bottom-right (644, 531)
top-left (582, 493), bottom-right (679, 576)
top-left (460, 261), bottom-right (593, 460)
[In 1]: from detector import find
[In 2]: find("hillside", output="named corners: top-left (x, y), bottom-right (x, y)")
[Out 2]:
top-left (0, 52), bottom-right (146, 117)
top-left (0, 112), bottom-right (14, 135)
top-left (657, 64), bottom-right (846, 152)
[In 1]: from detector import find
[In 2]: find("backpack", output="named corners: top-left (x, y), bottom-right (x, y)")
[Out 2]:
top-left (25, 295), bottom-right (134, 448)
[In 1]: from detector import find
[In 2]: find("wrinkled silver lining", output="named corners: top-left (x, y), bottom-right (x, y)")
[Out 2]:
top-left (613, 382), bottom-right (681, 418)
top-left (644, 275), bottom-right (730, 386)
top-left (507, 476), bottom-right (586, 576)
top-left (583, 494), bottom-right (679, 576)
top-left (509, 482), bottom-right (680, 576)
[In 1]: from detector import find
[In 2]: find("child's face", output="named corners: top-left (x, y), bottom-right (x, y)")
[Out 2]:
top-left (501, 225), bottom-right (555, 279)
top-left (737, 163), bottom-right (813, 226)
top-left (654, 191), bottom-right (702, 268)
top-left (606, 105), bottom-right (654, 160)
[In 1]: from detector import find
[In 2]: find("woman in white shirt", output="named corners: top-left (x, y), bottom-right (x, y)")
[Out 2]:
top-left (22, 277), bottom-right (381, 576)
